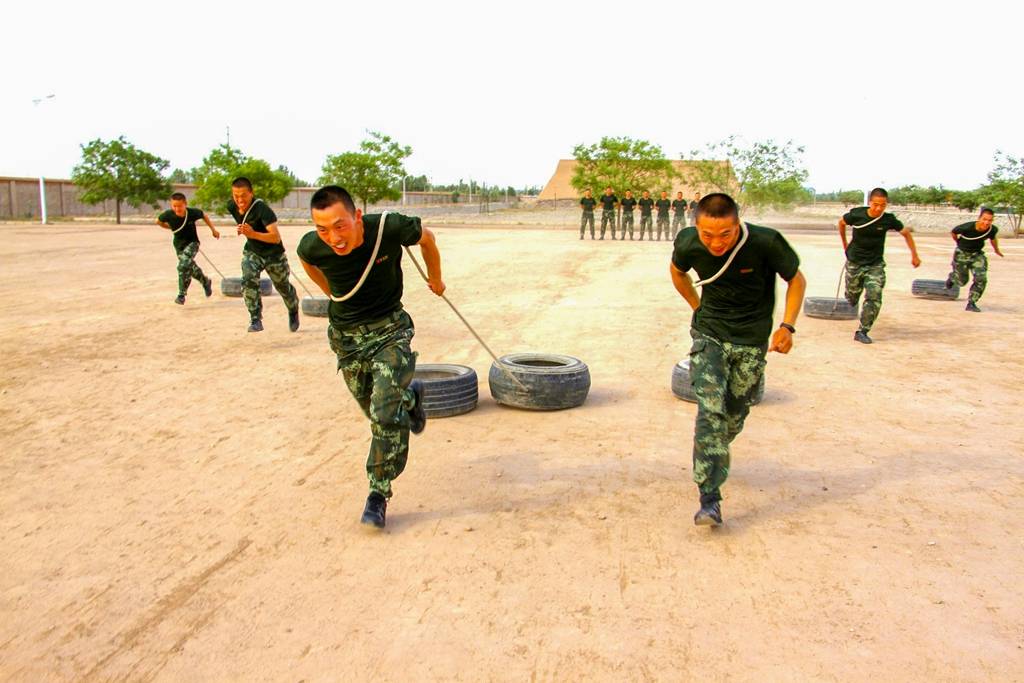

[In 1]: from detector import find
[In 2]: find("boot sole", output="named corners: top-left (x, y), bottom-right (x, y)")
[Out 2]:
top-left (694, 515), bottom-right (722, 527)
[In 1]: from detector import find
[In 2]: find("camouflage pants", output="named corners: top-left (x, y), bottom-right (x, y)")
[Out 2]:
top-left (580, 211), bottom-right (595, 238)
top-left (845, 261), bottom-right (886, 333)
top-left (174, 241), bottom-right (208, 296)
top-left (639, 215), bottom-right (653, 240)
top-left (601, 210), bottom-right (617, 239)
top-left (328, 310), bottom-right (418, 498)
top-left (947, 248), bottom-right (988, 304)
top-left (672, 213), bottom-right (685, 235)
top-left (621, 212), bottom-right (634, 239)
top-left (688, 330), bottom-right (767, 504)
top-left (241, 249), bottom-right (299, 320)
top-left (656, 215), bottom-right (670, 240)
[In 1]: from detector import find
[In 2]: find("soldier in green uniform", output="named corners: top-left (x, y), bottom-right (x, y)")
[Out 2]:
top-left (670, 193), bottom-right (806, 526)
top-left (838, 188), bottom-right (921, 344)
top-left (297, 185), bottom-right (445, 529)
top-left (156, 192), bottom-right (220, 304)
top-left (655, 191), bottom-right (672, 241)
top-left (672, 191), bottom-right (688, 238)
top-left (688, 192), bottom-right (700, 225)
top-left (638, 190), bottom-right (655, 240)
top-left (945, 207), bottom-right (1004, 312)
top-left (228, 177), bottom-right (301, 333)
top-left (599, 186), bottom-right (618, 240)
top-left (579, 190), bottom-right (597, 239)
top-left (620, 190), bottom-right (637, 240)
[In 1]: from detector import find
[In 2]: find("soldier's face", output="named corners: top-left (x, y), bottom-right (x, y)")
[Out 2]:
top-left (697, 215), bottom-right (741, 256)
top-left (232, 187), bottom-right (254, 212)
top-left (867, 195), bottom-right (888, 216)
top-left (676, 192), bottom-right (683, 199)
top-left (643, 192), bottom-right (650, 198)
top-left (977, 213), bottom-right (994, 230)
top-left (170, 199), bottom-right (187, 217)
top-left (312, 202), bottom-right (365, 256)
top-left (661, 192), bottom-right (668, 199)
top-left (605, 188), bottom-right (612, 195)
top-left (585, 191), bottom-right (592, 197)
top-left (625, 192), bottom-right (632, 198)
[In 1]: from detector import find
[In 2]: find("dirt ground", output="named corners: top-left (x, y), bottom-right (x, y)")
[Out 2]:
top-left (1, 219), bottom-right (1022, 682)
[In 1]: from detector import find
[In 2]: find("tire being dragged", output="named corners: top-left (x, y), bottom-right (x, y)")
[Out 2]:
top-left (489, 353), bottom-right (591, 411)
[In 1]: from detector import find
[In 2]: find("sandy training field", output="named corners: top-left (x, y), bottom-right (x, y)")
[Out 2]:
top-left (2, 220), bottom-right (1023, 681)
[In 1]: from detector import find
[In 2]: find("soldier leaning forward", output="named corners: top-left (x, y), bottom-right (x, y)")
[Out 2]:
top-left (945, 207), bottom-right (1004, 312)
top-left (298, 185), bottom-right (445, 529)
top-left (156, 192), bottom-right (220, 305)
top-left (670, 193), bottom-right (806, 527)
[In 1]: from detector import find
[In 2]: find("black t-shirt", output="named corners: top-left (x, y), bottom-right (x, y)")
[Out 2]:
top-left (672, 199), bottom-right (687, 214)
top-left (952, 221), bottom-right (999, 253)
top-left (600, 194), bottom-right (618, 211)
top-left (689, 200), bottom-right (699, 211)
top-left (672, 223), bottom-right (801, 346)
top-left (621, 197), bottom-right (637, 212)
top-left (158, 207), bottom-right (204, 250)
top-left (639, 198), bottom-right (654, 215)
top-left (842, 207), bottom-right (904, 265)
top-left (580, 197), bottom-right (597, 212)
top-left (297, 213), bottom-right (423, 328)
top-left (656, 199), bottom-right (671, 217)
top-left (228, 199), bottom-right (285, 257)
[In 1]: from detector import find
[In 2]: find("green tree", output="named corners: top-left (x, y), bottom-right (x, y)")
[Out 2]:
top-left (168, 168), bottom-right (193, 184)
top-left (190, 144), bottom-right (293, 212)
top-left (980, 150), bottom-right (1024, 235)
top-left (685, 136), bottom-right (808, 210)
top-left (815, 189), bottom-right (864, 205)
top-left (70, 136), bottom-right (171, 224)
top-left (276, 165), bottom-right (310, 187)
top-left (950, 189), bottom-right (983, 212)
top-left (319, 130), bottom-right (412, 211)
top-left (571, 136), bottom-right (679, 196)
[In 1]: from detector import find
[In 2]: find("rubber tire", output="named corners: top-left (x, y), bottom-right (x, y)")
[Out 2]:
top-left (488, 353), bottom-right (591, 411)
top-left (220, 277), bottom-right (274, 297)
top-left (301, 296), bottom-right (330, 318)
top-left (413, 364), bottom-right (479, 418)
top-left (912, 279), bottom-right (960, 300)
top-left (804, 296), bottom-right (859, 320)
top-left (671, 358), bottom-right (765, 406)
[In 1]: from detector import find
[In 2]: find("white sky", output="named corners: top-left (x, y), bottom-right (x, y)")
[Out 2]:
top-left (2, 0), bottom-right (1020, 193)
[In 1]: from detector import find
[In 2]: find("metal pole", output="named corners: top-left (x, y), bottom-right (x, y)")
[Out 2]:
top-left (402, 176), bottom-right (407, 206)
top-left (39, 177), bottom-right (47, 224)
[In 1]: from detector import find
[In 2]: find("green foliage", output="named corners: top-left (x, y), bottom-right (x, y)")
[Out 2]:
top-left (168, 168), bottom-right (193, 184)
top-left (277, 165), bottom-right (310, 187)
top-left (950, 189), bottom-right (983, 212)
top-left (190, 144), bottom-right (293, 212)
top-left (686, 136), bottom-right (808, 210)
top-left (571, 136), bottom-right (678, 196)
top-left (71, 136), bottom-right (171, 224)
top-left (815, 189), bottom-right (865, 204)
top-left (980, 151), bottom-right (1024, 234)
top-left (887, 185), bottom-right (951, 206)
top-left (319, 130), bottom-right (412, 211)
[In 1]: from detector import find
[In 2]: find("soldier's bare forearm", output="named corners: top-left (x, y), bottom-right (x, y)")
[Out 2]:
top-left (782, 270), bottom-right (806, 326)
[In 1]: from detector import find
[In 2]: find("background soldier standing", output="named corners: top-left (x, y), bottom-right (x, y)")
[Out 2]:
top-left (228, 177), bottom-right (301, 333)
top-left (580, 189), bottom-right (597, 240)
top-left (620, 190), bottom-right (637, 240)
top-left (638, 191), bottom-right (655, 240)
top-left (688, 192), bottom-right (701, 225)
top-left (838, 187), bottom-right (921, 344)
top-left (156, 192), bottom-right (219, 305)
top-left (298, 185), bottom-right (445, 529)
top-left (599, 186), bottom-right (618, 240)
top-left (656, 191), bottom-right (672, 241)
top-left (945, 207), bottom-right (1004, 312)
top-left (672, 191), bottom-right (687, 238)
top-left (670, 193), bottom-right (806, 526)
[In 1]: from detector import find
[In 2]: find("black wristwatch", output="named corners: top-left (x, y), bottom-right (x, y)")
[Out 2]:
top-left (779, 323), bottom-right (796, 334)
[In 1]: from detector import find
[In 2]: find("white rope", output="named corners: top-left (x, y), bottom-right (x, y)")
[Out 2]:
top-left (850, 210), bottom-right (885, 230)
top-left (238, 198), bottom-right (263, 227)
top-left (957, 226), bottom-right (993, 241)
top-left (171, 209), bottom-right (193, 234)
top-left (328, 211), bottom-right (388, 303)
top-left (693, 222), bottom-right (749, 288)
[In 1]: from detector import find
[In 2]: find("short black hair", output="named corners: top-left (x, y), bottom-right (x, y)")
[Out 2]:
top-left (696, 192), bottom-right (740, 221)
top-left (170, 192), bottom-right (187, 202)
top-left (310, 185), bottom-right (356, 215)
top-left (979, 207), bottom-right (995, 217)
top-left (868, 187), bottom-right (888, 200)
top-left (231, 177), bottom-right (253, 190)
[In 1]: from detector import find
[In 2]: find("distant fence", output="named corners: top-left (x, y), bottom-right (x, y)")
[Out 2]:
top-left (0, 176), bottom-right (462, 220)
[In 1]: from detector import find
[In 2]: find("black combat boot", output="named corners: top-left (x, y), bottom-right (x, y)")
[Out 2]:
top-left (248, 317), bottom-right (264, 333)
top-left (361, 492), bottom-right (387, 528)
top-left (409, 379), bottom-right (426, 435)
top-left (694, 501), bottom-right (723, 526)
top-left (288, 307), bottom-right (300, 332)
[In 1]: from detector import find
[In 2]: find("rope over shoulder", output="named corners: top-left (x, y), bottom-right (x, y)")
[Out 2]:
top-left (328, 211), bottom-right (388, 303)
top-left (957, 227), bottom-right (993, 241)
top-left (692, 222), bottom-right (749, 288)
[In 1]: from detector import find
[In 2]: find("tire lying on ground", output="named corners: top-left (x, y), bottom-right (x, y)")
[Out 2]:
top-left (804, 296), bottom-right (859, 320)
top-left (413, 364), bottom-right (479, 418)
top-left (220, 277), bottom-right (274, 297)
top-left (912, 279), bottom-right (960, 300)
top-left (301, 295), bottom-right (330, 318)
top-left (671, 358), bottom-right (765, 405)
top-left (488, 353), bottom-right (591, 410)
